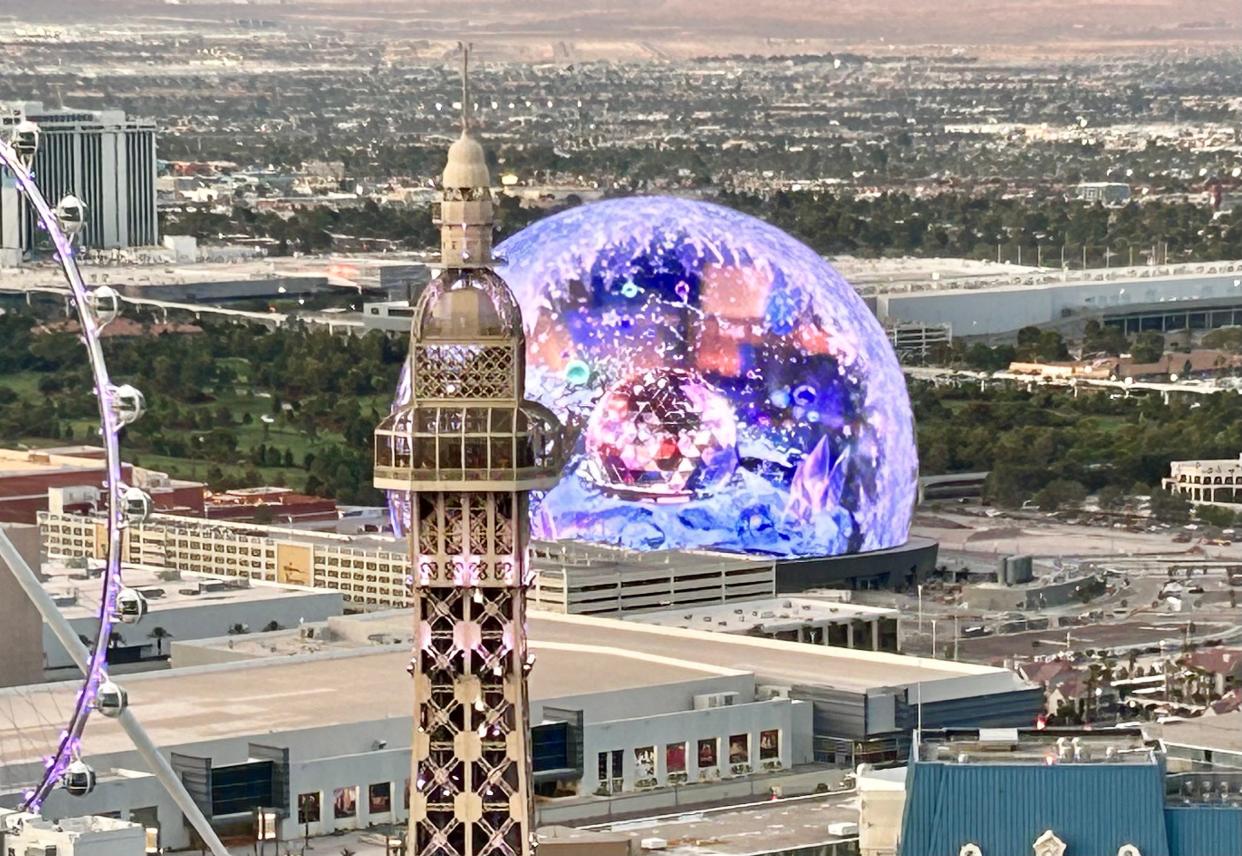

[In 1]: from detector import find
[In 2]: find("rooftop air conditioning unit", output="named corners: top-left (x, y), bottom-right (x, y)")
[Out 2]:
top-left (693, 692), bottom-right (738, 710)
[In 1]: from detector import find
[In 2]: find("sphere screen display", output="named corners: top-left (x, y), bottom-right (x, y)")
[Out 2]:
top-left (399, 196), bottom-right (918, 558)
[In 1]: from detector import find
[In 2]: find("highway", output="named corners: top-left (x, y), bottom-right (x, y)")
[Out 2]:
top-left (0, 282), bottom-right (365, 332)
top-left (904, 364), bottom-right (1228, 399)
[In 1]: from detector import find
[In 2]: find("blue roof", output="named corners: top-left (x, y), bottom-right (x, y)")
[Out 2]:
top-left (1164, 805), bottom-right (1242, 856)
top-left (900, 761), bottom-right (1171, 856)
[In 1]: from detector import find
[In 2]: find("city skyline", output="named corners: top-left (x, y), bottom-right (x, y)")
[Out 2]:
top-left (2, 9), bottom-right (1242, 856)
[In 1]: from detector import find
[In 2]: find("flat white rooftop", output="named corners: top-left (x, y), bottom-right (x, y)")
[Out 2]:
top-left (0, 634), bottom-right (737, 766)
top-left (630, 596), bottom-right (898, 633)
top-left (0, 613), bottom-right (1019, 767)
top-left (42, 563), bottom-right (334, 621)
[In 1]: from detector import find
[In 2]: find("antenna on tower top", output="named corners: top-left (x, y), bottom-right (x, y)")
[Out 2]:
top-left (458, 41), bottom-right (472, 135)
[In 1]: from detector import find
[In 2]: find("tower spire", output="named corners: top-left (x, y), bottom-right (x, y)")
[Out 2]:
top-left (459, 41), bottom-right (472, 135)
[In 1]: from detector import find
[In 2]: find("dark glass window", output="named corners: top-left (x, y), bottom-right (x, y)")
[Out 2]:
top-left (211, 761), bottom-right (275, 816)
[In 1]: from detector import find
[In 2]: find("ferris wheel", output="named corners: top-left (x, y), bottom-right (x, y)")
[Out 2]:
top-left (0, 121), bottom-right (226, 856)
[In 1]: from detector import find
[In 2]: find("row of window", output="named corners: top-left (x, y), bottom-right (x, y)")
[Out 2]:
top-left (296, 781), bottom-right (405, 824)
top-left (598, 731), bottom-right (781, 786)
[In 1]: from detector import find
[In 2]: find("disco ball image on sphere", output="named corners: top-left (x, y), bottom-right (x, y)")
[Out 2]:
top-left (396, 196), bottom-right (918, 557)
top-left (585, 366), bottom-right (739, 502)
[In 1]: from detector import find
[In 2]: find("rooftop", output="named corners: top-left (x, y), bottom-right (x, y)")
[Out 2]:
top-left (531, 540), bottom-right (771, 578)
top-left (41, 562), bottom-right (336, 621)
top-left (916, 728), bottom-right (1157, 765)
top-left (180, 608), bottom-right (1014, 695)
top-left (1156, 710), bottom-right (1242, 754)
top-left (0, 447), bottom-right (107, 477)
top-left (585, 792), bottom-right (859, 856)
top-left (630, 596), bottom-right (898, 633)
top-left (0, 632), bottom-right (738, 767)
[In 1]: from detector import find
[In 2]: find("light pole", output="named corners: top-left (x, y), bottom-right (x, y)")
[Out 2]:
top-left (918, 583), bottom-right (924, 633)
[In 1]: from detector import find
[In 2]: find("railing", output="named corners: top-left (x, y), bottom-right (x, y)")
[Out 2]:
top-left (373, 464), bottom-right (561, 484)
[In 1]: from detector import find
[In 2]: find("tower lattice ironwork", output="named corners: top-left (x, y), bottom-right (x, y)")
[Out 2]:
top-left (374, 44), bottom-right (565, 856)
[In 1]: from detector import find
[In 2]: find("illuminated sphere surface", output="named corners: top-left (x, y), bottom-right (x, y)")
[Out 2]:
top-left (585, 366), bottom-right (739, 501)
top-left (398, 196), bottom-right (917, 557)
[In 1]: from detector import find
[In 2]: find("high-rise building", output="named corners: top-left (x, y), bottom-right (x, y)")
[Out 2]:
top-left (0, 101), bottom-right (158, 264)
top-left (372, 51), bottom-right (566, 856)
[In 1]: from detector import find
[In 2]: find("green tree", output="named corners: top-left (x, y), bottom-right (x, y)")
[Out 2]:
top-left (1150, 488), bottom-right (1191, 524)
top-left (1131, 331), bottom-right (1166, 363)
top-left (1033, 479), bottom-right (1088, 511)
top-left (1096, 484), bottom-right (1126, 511)
top-left (1194, 504), bottom-right (1236, 528)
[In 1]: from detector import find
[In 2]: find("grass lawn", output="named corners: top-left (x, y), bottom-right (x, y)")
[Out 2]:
top-left (7, 350), bottom-right (387, 490)
top-left (0, 370), bottom-right (45, 398)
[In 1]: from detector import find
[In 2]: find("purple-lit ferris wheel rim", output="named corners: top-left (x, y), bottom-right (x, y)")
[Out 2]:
top-left (0, 140), bottom-right (125, 812)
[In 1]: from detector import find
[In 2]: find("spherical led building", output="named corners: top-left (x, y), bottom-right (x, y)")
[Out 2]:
top-left (397, 196), bottom-right (918, 558)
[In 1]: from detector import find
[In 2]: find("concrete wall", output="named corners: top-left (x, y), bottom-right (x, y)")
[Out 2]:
top-left (13, 677), bottom-right (812, 849)
top-left (535, 674), bottom-right (758, 723)
top-left (115, 276), bottom-right (330, 303)
top-left (575, 699), bottom-right (814, 794)
top-left (47, 590), bottom-right (344, 670)
top-left (858, 766), bottom-right (906, 856)
top-left (877, 271), bottom-right (1242, 337)
top-left (776, 538), bottom-right (939, 593)
top-left (536, 767), bottom-right (847, 827)
top-left (0, 523), bottom-right (44, 687)
top-left (0, 814), bottom-right (147, 856)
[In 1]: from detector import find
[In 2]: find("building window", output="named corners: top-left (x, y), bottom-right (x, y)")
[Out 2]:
top-left (368, 782), bottom-right (391, 814)
top-left (666, 742), bottom-right (687, 774)
top-left (759, 730), bottom-right (780, 761)
top-left (729, 734), bottom-right (749, 765)
top-left (634, 746), bottom-right (655, 785)
top-left (697, 738), bottom-right (718, 768)
top-left (596, 750), bottom-right (624, 794)
top-left (297, 792), bottom-right (320, 825)
top-left (333, 786), bottom-right (357, 819)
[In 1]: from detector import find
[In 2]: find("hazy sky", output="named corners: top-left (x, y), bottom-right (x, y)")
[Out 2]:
top-left (2, 0), bottom-right (1239, 48)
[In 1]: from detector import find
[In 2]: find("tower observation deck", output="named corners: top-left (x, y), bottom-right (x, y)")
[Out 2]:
top-left (373, 45), bottom-right (566, 856)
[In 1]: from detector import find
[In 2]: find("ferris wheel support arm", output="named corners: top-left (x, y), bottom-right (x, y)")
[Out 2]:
top-left (0, 532), bottom-right (229, 856)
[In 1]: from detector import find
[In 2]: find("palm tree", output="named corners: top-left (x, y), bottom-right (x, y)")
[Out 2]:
top-left (263, 620), bottom-right (282, 632)
top-left (148, 626), bottom-right (172, 656)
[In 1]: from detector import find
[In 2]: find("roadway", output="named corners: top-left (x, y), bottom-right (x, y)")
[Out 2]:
top-left (0, 282), bottom-right (365, 332)
top-left (905, 365), bottom-right (1225, 399)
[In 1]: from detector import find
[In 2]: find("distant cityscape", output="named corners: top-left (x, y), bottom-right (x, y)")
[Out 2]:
top-left (3, 10), bottom-right (1242, 856)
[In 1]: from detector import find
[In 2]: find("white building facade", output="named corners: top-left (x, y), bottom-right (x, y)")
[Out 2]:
top-left (1163, 455), bottom-right (1242, 507)
top-left (0, 101), bottom-right (157, 263)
